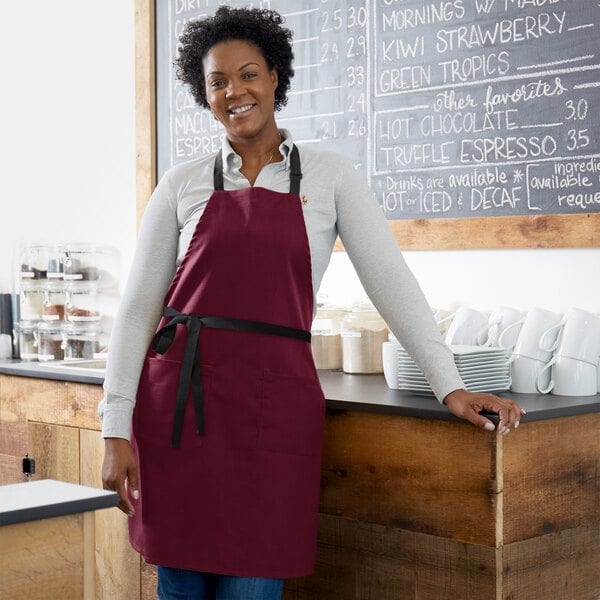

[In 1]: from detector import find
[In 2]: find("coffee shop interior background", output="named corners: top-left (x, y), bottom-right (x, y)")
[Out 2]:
top-left (0, 1), bottom-right (598, 327)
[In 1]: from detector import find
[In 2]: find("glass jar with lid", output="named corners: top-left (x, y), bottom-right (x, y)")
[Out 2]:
top-left (16, 320), bottom-right (38, 361)
top-left (63, 322), bottom-right (101, 361)
top-left (64, 282), bottom-right (101, 322)
top-left (61, 243), bottom-right (119, 288)
top-left (19, 243), bottom-right (51, 280)
top-left (19, 279), bottom-right (44, 321)
top-left (341, 303), bottom-right (389, 374)
top-left (36, 321), bottom-right (65, 362)
top-left (41, 280), bottom-right (66, 322)
top-left (311, 304), bottom-right (344, 370)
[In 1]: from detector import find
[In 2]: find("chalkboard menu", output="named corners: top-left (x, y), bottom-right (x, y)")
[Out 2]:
top-left (156, 0), bottom-right (600, 222)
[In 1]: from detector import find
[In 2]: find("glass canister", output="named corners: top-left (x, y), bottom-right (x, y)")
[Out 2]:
top-left (61, 243), bottom-right (119, 286)
top-left (41, 280), bottom-right (66, 322)
top-left (341, 303), bottom-right (389, 374)
top-left (311, 304), bottom-right (344, 370)
top-left (16, 320), bottom-right (38, 361)
top-left (19, 279), bottom-right (44, 321)
top-left (46, 244), bottom-right (66, 280)
top-left (19, 243), bottom-right (51, 280)
top-left (63, 322), bottom-right (101, 361)
top-left (64, 282), bottom-right (101, 322)
top-left (36, 321), bottom-right (65, 362)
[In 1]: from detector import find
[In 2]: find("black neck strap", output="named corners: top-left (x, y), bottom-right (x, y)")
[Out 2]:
top-left (213, 144), bottom-right (302, 195)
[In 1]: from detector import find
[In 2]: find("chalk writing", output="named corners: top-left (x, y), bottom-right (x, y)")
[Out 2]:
top-left (156, 0), bottom-right (600, 220)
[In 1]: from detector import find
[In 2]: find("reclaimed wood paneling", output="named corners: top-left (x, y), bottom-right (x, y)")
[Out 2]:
top-left (0, 376), bottom-right (102, 457)
top-left (283, 514), bottom-right (497, 600)
top-left (28, 421), bottom-right (80, 484)
top-left (503, 415), bottom-right (600, 544)
top-left (502, 525), bottom-right (600, 600)
top-left (319, 410), bottom-right (500, 546)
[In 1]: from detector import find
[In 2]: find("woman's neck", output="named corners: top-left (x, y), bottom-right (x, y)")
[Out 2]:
top-left (230, 129), bottom-right (283, 185)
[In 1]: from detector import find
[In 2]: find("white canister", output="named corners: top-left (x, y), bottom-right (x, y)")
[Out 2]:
top-left (341, 304), bottom-right (389, 374)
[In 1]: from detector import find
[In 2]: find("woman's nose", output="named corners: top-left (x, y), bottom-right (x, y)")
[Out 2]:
top-left (225, 81), bottom-right (243, 98)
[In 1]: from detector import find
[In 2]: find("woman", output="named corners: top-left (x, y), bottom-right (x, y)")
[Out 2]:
top-left (100, 7), bottom-right (524, 600)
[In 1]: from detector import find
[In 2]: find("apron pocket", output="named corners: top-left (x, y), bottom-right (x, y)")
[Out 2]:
top-left (258, 370), bottom-right (325, 456)
top-left (134, 355), bottom-right (184, 446)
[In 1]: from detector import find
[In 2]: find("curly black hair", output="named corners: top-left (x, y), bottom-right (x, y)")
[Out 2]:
top-left (175, 6), bottom-right (295, 112)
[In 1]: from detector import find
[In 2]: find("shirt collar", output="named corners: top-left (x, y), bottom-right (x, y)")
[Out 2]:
top-left (222, 129), bottom-right (294, 174)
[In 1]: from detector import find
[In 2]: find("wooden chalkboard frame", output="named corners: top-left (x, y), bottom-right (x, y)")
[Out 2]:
top-left (134, 0), bottom-right (598, 249)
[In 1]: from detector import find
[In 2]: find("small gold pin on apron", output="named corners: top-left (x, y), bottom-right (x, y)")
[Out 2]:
top-left (301, 195), bottom-right (308, 205)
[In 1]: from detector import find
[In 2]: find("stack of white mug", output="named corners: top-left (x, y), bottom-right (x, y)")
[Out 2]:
top-left (438, 306), bottom-right (600, 396)
top-left (530, 308), bottom-right (600, 396)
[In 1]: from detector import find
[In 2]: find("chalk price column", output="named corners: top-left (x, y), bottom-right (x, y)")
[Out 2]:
top-left (282, 1), bottom-right (369, 173)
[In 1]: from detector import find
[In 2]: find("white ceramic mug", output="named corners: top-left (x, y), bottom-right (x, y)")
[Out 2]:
top-left (539, 308), bottom-right (600, 365)
top-left (510, 353), bottom-right (551, 394)
top-left (444, 307), bottom-right (489, 346)
top-left (536, 354), bottom-right (598, 396)
top-left (512, 308), bottom-right (561, 362)
top-left (484, 306), bottom-right (524, 349)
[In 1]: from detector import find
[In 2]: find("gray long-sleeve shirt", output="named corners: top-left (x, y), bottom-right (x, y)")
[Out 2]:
top-left (98, 130), bottom-right (464, 440)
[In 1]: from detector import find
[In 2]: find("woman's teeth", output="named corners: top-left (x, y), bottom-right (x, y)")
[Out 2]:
top-left (230, 105), bottom-right (253, 114)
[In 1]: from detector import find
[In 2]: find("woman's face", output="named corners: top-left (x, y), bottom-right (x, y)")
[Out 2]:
top-left (203, 39), bottom-right (278, 143)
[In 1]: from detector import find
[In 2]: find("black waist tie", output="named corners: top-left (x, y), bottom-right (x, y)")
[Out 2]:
top-left (151, 306), bottom-right (312, 448)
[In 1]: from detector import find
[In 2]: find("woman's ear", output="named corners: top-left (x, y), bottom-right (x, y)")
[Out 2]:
top-left (270, 67), bottom-right (278, 90)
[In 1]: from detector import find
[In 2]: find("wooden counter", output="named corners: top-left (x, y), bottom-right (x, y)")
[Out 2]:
top-left (0, 480), bottom-right (118, 599)
top-left (0, 363), bottom-right (598, 599)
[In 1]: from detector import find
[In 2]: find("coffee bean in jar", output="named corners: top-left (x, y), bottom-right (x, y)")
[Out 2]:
top-left (36, 321), bottom-right (65, 362)
top-left (63, 322), bottom-right (101, 360)
top-left (42, 280), bottom-right (66, 321)
top-left (64, 282), bottom-right (101, 322)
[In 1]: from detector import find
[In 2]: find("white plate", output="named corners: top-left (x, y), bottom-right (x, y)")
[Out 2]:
top-left (449, 345), bottom-right (511, 356)
top-left (458, 365), bottom-right (510, 374)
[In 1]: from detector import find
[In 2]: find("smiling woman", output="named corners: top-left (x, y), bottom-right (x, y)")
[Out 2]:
top-left (100, 6), bottom-right (523, 600)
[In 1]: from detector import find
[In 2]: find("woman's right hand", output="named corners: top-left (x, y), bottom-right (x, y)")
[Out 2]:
top-left (102, 438), bottom-right (139, 516)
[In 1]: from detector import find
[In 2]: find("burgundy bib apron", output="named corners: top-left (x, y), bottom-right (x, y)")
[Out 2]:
top-left (129, 146), bottom-right (325, 579)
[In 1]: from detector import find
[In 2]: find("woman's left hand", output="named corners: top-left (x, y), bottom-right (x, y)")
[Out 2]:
top-left (443, 388), bottom-right (526, 434)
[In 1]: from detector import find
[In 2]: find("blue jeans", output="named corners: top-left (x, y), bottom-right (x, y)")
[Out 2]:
top-left (156, 566), bottom-right (284, 600)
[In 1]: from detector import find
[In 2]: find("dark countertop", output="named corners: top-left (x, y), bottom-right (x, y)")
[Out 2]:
top-left (319, 370), bottom-right (600, 424)
top-left (0, 358), bottom-right (106, 384)
top-left (0, 479), bottom-right (119, 526)
top-left (1, 360), bottom-right (598, 424)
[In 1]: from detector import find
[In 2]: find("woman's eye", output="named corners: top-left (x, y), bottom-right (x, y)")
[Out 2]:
top-left (210, 80), bottom-right (225, 88)
top-left (242, 72), bottom-right (257, 80)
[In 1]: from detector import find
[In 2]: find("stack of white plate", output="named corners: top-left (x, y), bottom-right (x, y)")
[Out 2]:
top-left (384, 342), bottom-right (512, 395)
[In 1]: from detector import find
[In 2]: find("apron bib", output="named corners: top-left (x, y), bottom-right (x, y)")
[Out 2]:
top-left (129, 146), bottom-right (325, 578)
